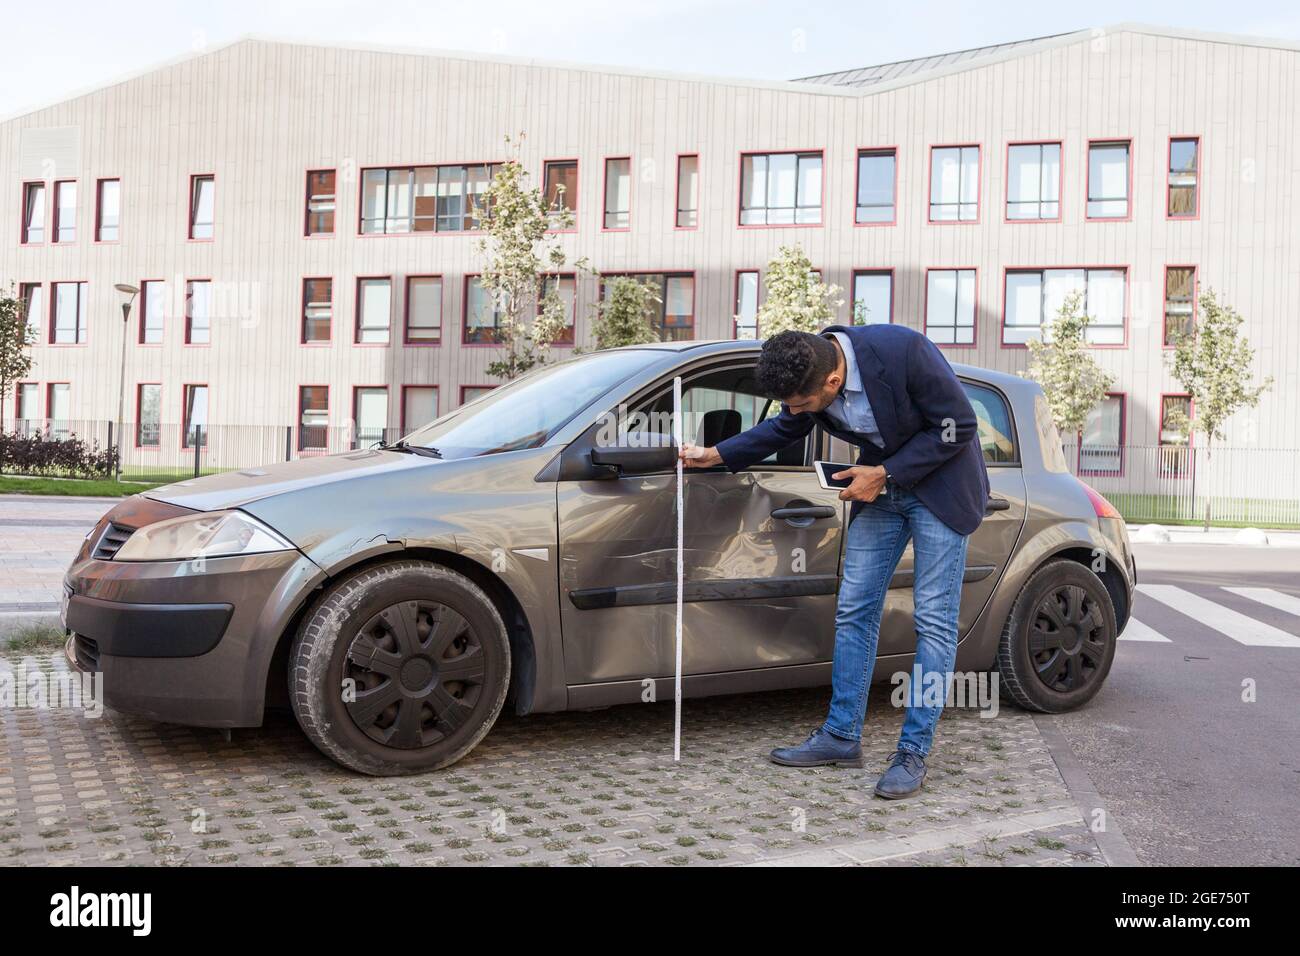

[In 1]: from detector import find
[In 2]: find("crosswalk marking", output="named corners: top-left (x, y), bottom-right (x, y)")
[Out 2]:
top-left (1223, 587), bottom-right (1300, 619)
top-left (1119, 618), bottom-right (1172, 642)
top-left (1137, 584), bottom-right (1300, 648)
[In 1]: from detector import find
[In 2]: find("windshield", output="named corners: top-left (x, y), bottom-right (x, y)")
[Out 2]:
top-left (401, 350), bottom-right (654, 459)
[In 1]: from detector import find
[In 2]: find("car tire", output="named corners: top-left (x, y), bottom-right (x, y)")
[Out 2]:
top-left (289, 560), bottom-right (510, 776)
top-left (996, 559), bottom-right (1117, 713)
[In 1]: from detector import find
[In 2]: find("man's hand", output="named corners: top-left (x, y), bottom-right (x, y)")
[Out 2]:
top-left (680, 442), bottom-right (722, 469)
top-left (833, 465), bottom-right (887, 502)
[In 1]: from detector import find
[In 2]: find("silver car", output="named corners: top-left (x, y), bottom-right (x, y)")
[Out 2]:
top-left (63, 341), bottom-right (1136, 775)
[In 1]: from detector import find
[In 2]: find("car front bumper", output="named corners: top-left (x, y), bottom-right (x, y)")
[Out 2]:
top-left (63, 528), bottom-right (326, 728)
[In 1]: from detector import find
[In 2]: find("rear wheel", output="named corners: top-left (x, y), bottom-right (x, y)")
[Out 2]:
top-left (290, 560), bottom-right (509, 775)
top-left (996, 559), bottom-right (1117, 713)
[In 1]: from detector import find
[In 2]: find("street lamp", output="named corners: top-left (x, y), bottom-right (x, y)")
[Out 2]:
top-left (113, 283), bottom-right (139, 483)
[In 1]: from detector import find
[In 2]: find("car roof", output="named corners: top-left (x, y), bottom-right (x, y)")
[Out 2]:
top-left (616, 338), bottom-right (1040, 398)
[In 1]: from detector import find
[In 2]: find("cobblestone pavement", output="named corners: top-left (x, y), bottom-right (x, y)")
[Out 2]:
top-left (0, 495), bottom-right (110, 614)
top-left (1, 647), bottom-right (1106, 867)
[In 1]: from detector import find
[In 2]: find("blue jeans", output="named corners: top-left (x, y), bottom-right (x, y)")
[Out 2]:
top-left (822, 482), bottom-right (969, 757)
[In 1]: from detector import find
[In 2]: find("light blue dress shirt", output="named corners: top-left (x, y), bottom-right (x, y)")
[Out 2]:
top-left (823, 331), bottom-right (884, 449)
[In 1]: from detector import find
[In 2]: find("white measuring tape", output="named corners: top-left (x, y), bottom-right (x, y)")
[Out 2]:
top-left (672, 375), bottom-right (684, 762)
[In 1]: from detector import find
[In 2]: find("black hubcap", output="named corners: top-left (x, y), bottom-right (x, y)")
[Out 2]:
top-left (1028, 585), bottom-right (1108, 693)
top-left (344, 600), bottom-right (485, 749)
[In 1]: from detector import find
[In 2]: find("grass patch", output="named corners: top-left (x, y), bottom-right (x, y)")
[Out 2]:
top-left (0, 476), bottom-right (166, 497)
top-left (3, 624), bottom-right (67, 654)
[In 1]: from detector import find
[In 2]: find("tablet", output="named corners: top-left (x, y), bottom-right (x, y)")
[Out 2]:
top-left (815, 461), bottom-right (856, 491)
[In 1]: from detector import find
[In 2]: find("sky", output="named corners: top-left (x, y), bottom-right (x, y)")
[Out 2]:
top-left (2, 0), bottom-right (1300, 118)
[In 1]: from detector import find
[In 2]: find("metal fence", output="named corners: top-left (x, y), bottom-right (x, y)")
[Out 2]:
top-left (1062, 443), bottom-right (1300, 528)
top-left (4, 421), bottom-right (1299, 528)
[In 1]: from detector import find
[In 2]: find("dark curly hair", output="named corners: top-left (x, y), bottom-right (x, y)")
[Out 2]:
top-left (755, 331), bottom-right (838, 400)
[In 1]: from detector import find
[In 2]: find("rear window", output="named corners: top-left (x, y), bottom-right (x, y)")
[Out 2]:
top-left (962, 382), bottom-right (1018, 464)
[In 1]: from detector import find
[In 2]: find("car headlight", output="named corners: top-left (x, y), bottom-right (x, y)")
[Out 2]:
top-left (114, 510), bottom-right (295, 562)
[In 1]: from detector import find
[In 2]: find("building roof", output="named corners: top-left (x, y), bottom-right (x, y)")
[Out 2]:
top-left (790, 23), bottom-right (1300, 92)
top-left (794, 30), bottom-right (1086, 88)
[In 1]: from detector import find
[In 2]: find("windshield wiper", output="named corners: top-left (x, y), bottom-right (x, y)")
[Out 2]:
top-left (380, 440), bottom-right (442, 459)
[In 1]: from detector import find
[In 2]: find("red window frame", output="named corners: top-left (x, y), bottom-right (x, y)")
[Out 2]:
top-left (538, 273), bottom-right (577, 346)
top-left (48, 281), bottom-right (88, 346)
top-left (188, 174), bottom-right (215, 240)
top-left (351, 385), bottom-right (389, 449)
top-left (301, 277), bottom-right (333, 345)
top-left (399, 385), bottom-right (439, 432)
top-left (601, 156), bottom-right (632, 231)
top-left (139, 279), bottom-right (166, 345)
top-left (297, 385), bottom-right (330, 452)
top-left (95, 177), bottom-right (121, 242)
top-left (854, 146), bottom-right (898, 227)
top-left (1166, 136), bottom-right (1200, 220)
top-left (1158, 392), bottom-right (1194, 479)
top-left (733, 270), bottom-right (760, 339)
top-left (14, 380), bottom-right (40, 423)
top-left (459, 385), bottom-right (496, 406)
top-left (1085, 139), bottom-right (1133, 221)
top-left (927, 144), bottom-right (981, 225)
top-left (304, 168), bottom-right (336, 237)
top-left (737, 150), bottom-right (825, 228)
top-left (850, 269), bottom-right (896, 325)
top-left (20, 181), bottom-right (45, 244)
top-left (1003, 141), bottom-right (1063, 224)
top-left (184, 278), bottom-right (212, 346)
top-left (135, 382), bottom-right (163, 449)
top-left (355, 275), bottom-right (393, 346)
top-left (404, 274), bottom-right (443, 346)
top-left (52, 179), bottom-right (76, 243)
top-left (1162, 265), bottom-right (1198, 349)
top-left (999, 265), bottom-right (1130, 350)
top-left (674, 154), bottom-right (699, 230)
top-left (181, 383), bottom-right (209, 450)
top-left (1077, 392), bottom-right (1126, 477)
top-left (923, 267), bottom-right (978, 349)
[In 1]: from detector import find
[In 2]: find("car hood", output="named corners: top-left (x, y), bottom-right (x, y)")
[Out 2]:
top-left (145, 448), bottom-right (438, 512)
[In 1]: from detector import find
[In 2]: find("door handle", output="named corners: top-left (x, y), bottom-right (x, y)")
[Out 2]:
top-left (985, 496), bottom-right (1011, 513)
top-left (771, 505), bottom-right (837, 525)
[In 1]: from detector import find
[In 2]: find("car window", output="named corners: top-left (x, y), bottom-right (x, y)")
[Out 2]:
top-left (402, 350), bottom-right (650, 459)
top-left (637, 365), bottom-right (808, 466)
top-left (962, 382), bottom-right (1018, 465)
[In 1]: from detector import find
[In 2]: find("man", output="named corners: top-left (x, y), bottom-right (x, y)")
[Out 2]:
top-left (681, 325), bottom-right (989, 799)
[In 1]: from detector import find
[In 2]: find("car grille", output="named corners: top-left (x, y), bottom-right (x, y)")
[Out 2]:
top-left (73, 634), bottom-right (100, 670)
top-left (92, 522), bottom-right (133, 561)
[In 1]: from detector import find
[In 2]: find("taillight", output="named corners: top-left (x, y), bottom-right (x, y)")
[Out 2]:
top-left (1079, 480), bottom-right (1120, 519)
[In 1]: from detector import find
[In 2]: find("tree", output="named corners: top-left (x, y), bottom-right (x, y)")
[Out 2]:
top-left (753, 245), bottom-right (843, 337)
top-left (0, 286), bottom-right (35, 475)
top-left (588, 275), bottom-right (661, 349)
top-left (1166, 288), bottom-right (1273, 530)
top-left (1021, 290), bottom-right (1115, 437)
top-left (473, 134), bottom-right (586, 381)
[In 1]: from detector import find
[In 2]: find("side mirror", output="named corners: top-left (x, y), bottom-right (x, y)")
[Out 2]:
top-left (589, 431), bottom-right (678, 476)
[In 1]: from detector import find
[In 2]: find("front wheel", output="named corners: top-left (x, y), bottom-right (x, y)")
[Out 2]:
top-left (289, 560), bottom-right (510, 775)
top-left (996, 559), bottom-right (1117, 713)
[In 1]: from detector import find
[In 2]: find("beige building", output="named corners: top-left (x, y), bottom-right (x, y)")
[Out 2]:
top-left (2, 24), bottom-right (1297, 497)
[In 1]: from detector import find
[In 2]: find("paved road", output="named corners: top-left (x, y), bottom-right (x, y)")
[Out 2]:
top-left (3, 493), bottom-right (1298, 865)
top-left (1051, 542), bottom-right (1300, 866)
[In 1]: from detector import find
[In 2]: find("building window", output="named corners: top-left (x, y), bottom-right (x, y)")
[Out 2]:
top-left (356, 277), bottom-right (391, 344)
top-left (464, 277), bottom-right (504, 344)
top-left (1087, 142), bottom-right (1130, 218)
top-left (1006, 143), bottom-right (1060, 220)
top-left (52, 180), bottom-right (76, 243)
top-left (359, 164), bottom-right (496, 234)
top-left (1159, 394), bottom-right (1191, 477)
top-left (540, 274), bottom-right (576, 345)
top-left (1164, 267), bottom-right (1196, 347)
top-left (676, 155), bottom-right (699, 228)
top-left (856, 149), bottom-right (896, 224)
top-left (603, 158), bottom-right (631, 229)
top-left (542, 160), bottom-right (578, 221)
top-left (189, 175), bottom-right (214, 239)
top-left (734, 271), bottom-right (759, 339)
top-left (405, 276), bottom-right (442, 345)
top-left (16, 382), bottom-right (39, 430)
top-left (19, 283), bottom-right (42, 339)
top-left (137, 383), bottom-right (162, 447)
top-left (21, 182), bottom-right (45, 243)
top-left (302, 278), bottom-right (332, 344)
top-left (95, 179), bottom-right (120, 241)
top-left (298, 386), bottom-right (328, 451)
top-left (140, 280), bottom-right (165, 344)
top-left (353, 387), bottom-right (388, 448)
top-left (461, 386), bottom-right (495, 405)
top-left (601, 273), bottom-right (695, 341)
top-left (182, 385), bottom-right (208, 448)
top-left (51, 282), bottom-right (87, 345)
top-left (852, 271), bottom-right (893, 325)
top-left (185, 280), bottom-right (211, 344)
top-left (305, 169), bottom-right (335, 236)
top-left (1080, 394), bottom-right (1124, 475)
top-left (47, 384), bottom-right (71, 437)
top-left (1168, 137), bottom-right (1199, 217)
top-left (402, 386), bottom-right (438, 432)
top-left (929, 146), bottom-right (979, 222)
top-left (1004, 268), bottom-right (1126, 346)
top-left (740, 151), bottom-right (822, 225)
top-left (925, 270), bottom-right (976, 345)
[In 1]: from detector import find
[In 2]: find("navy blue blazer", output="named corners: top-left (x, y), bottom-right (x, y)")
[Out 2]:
top-left (716, 324), bottom-right (991, 536)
